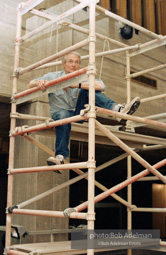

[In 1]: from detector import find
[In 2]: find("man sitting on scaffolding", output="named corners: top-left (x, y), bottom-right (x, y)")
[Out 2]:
top-left (28, 51), bottom-right (140, 168)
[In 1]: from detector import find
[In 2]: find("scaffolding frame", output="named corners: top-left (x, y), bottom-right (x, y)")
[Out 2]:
top-left (5, 0), bottom-right (166, 254)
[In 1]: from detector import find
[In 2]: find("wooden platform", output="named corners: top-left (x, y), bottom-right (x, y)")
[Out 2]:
top-left (36, 122), bottom-right (166, 149)
top-left (10, 241), bottom-right (166, 254)
top-left (10, 241), bottom-right (114, 255)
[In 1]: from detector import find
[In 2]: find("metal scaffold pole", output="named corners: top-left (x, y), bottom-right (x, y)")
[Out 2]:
top-left (87, 0), bottom-right (97, 254)
top-left (5, 6), bottom-right (22, 251)
top-left (126, 51), bottom-right (132, 255)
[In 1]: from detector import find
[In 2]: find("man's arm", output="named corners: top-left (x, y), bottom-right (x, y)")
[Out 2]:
top-left (70, 80), bottom-right (104, 91)
top-left (28, 79), bottom-right (47, 91)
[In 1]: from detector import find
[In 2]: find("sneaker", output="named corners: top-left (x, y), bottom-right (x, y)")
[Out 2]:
top-left (47, 155), bottom-right (64, 174)
top-left (119, 97), bottom-right (140, 124)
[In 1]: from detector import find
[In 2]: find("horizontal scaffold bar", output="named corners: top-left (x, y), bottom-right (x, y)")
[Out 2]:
top-left (11, 208), bottom-right (87, 220)
top-left (96, 107), bottom-right (166, 130)
top-left (76, 0), bottom-right (163, 39)
top-left (129, 64), bottom-right (166, 78)
top-left (94, 3), bottom-right (162, 40)
top-left (10, 162), bottom-right (87, 174)
top-left (20, 0), bottom-right (90, 42)
top-left (11, 112), bottom-right (48, 121)
top-left (141, 93), bottom-right (166, 104)
top-left (17, 40), bottom-right (89, 75)
top-left (13, 68), bottom-right (88, 105)
top-left (35, 39), bottom-right (166, 71)
top-left (130, 36), bottom-right (166, 57)
top-left (34, 45), bottom-right (139, 71)
top-left (11, 114), bottom-right (87, 137)
top-left (75, 159), bottom-right (166, 212)
top-left (138, 175), bottom-right (166, 181)
top-left (128, 113), bottom-right (166, 129)
top-left (132, 208), bottom-right (166, 212)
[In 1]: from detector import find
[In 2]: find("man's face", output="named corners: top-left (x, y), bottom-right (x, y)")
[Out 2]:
top-left (62, 54), bottom-right (80, 74)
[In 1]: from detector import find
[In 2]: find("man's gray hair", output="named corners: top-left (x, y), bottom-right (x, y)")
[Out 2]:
top-left (62, 51), bottom-right (81, 63)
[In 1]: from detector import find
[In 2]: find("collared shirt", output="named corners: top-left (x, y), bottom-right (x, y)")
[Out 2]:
top-left (34, 71), bottom-right (105, 117)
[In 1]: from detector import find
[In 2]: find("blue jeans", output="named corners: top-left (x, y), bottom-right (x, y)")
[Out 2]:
top-left (52, 89), bottom-right (116, 158)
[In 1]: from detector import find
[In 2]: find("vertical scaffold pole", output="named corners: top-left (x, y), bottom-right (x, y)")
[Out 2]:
top-left (5, 6), bottom-right (22, 250)
top-left (127, 155), bottom-right (132, 255)
top-left (126, 51), bottom-right (131, 104)
top-left (126, 51), bottom-right (132, 255)
top-left (87, 0), bottom-right (97, 254)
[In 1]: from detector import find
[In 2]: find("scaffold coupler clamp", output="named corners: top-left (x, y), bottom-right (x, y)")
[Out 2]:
top-left (86, 212), bottom-right (96, 221)
top-left (7, 205), bottom-right (18, 214)
top-left (13, 68), bottom-right (22, 78)
top-left (14, 125), bottom-right (29, 135)
top-left (80, 104), bottom-right (91, 116)
top-left (29, 252), bottom-right (40, 255)
top-left (10, 112), bottom-right (19, 118)
top-left (88, 33), bottom-right (96, 43)
top-left (4, 247), bottom-right (9, 255)
top-left (63, 208), bottom-right (77, 218)
top-left (45, 118), bottom-right (54, 126)
top-left (87, 160), bottom-right (96, 169)
top-left (11, 93), bottom-right (16, 103)
top-left (17, 2), bottom-right (24, 11)
top-left (7, 168), bottom-right (12, 174)
top-left (86, 64), bottom-right (97, 76)
top-left (128, 204), bottom-right (137, 211)
top-left (9, 130), bottom-right (13, 137)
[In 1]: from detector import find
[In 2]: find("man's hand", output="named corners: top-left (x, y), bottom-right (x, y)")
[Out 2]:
top-left (28, 79), bottom-right (47, 90)
top-left (36, 79), bottom-right (47, 91)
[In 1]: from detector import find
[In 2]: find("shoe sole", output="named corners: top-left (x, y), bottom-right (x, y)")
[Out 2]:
top-left (126, 100), bottom-right (140, 115)
top-left (47, 160), bottom-right (62, 174)
top-left (120, 100), bottom-right (140, 125)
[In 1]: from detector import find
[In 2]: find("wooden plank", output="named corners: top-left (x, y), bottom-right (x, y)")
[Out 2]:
top-left (143, 0), bottom-right (156, 33)
top-left (113, 0), bottom-right (127, 18)
top-left (129, 0), bottom-right (142, 26)
top-left (10, 241), bottom-right (118, 254)
top-left (9, 240), bottom-right (166, 254)
top-left (98, 0), bottom-right (111, 10)
top-left (156, 0), bottom-right (166, 35)
top-left (34, 122), bottom-right (166, 147)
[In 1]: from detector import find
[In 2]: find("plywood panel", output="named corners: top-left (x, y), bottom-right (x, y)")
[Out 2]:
top-left (10, 241), bottom-right (116, 254)
top-left (143, 0), bottom-right (156, 33)
top-left (129, 0), bottom-right (142, 26)
top-left (10, 240), bottom-right (166, 254)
